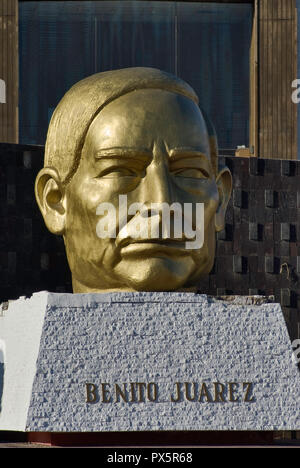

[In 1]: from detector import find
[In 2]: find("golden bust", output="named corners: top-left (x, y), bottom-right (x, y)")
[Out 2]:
top-left (35, 67), bottom-right (232, 293)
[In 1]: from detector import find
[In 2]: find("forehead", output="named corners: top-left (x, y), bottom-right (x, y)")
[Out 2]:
top-left (84, 89), bottom-right (210, 155)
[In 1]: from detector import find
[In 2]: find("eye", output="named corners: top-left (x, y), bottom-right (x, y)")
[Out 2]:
top-left (99, 167), bottom-right (139, 178)
top-left (173, 168), bottom-right (210, 179)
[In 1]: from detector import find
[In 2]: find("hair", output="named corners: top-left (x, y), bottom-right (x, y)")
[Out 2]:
top-left (44, 67), bottom-right (218, 184)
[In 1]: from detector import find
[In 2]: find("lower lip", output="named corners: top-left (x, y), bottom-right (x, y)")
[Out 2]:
top-left (120, 242), bottom-right (189, 257)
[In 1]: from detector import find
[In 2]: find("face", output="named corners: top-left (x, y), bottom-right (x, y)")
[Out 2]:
top-left (64, 89), bottom-right (221, 292)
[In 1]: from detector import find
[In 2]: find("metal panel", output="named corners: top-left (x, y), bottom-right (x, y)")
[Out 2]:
top-left (259, 0), bottom-right (297, 159)
top-left (0, 0), bottom-right (18, 143)
top-left (19, 1), bottom-right (252, 149)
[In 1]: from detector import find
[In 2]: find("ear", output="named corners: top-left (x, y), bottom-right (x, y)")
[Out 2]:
top-left (214, 166), bottom-right (232, 232)
top-left (35, 167), bottom-right (66, 235)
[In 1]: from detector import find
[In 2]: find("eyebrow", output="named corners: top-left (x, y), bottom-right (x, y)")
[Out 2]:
top-left (169, 148), bottom-right (209, 161)
top-left (95, 147), bottom-right (153, 161)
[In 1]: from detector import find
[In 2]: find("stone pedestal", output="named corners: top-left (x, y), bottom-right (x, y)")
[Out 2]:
top-left (0, 291), bottom-right (299, 432)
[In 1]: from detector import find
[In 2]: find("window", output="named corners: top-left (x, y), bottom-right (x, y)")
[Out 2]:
top-left (19, 1), bottom-right (253, 149)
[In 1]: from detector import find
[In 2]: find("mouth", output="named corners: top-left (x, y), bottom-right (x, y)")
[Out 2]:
top-left (119, 239), bottom-right (190, 257)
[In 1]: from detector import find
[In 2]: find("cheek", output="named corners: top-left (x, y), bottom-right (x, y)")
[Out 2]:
top-left (67, 178), bottom-right (112, 219)
top-left (69, 178), bottom-right (139, 214)
top-left (198, 183), bottom-right (219, 228)
top-left (65, 179), bottom-right (124, 254)
top-left (204, 199), bottom-right (219, 227)
top-left (65, 182), bottom-right (102, 238)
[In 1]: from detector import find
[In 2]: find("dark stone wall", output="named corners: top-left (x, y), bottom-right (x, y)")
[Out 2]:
top-left (1, 143), bottom-right (300, 341)
top-left (0, 143), bottom-right (72, 302)
top-left (200, 156), bottom-right (300, 342)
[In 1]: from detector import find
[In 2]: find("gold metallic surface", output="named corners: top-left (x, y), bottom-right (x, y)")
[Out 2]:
top-left (35, 68), bottom-right (232, 293)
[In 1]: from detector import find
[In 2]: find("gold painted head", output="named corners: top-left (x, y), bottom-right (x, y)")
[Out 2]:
top-left (35, 67), bottom-right (232, 293)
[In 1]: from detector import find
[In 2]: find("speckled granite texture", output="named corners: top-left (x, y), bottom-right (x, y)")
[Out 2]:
top-left (1, 291), bottom-right (300, 432)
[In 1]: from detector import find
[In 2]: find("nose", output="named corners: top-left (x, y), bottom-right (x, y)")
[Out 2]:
top-left (138, 149), bottom-right (173, 206)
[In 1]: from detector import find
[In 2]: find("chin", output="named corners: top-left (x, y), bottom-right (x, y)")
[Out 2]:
top-left (114, 256), bottom-right (196, 292)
